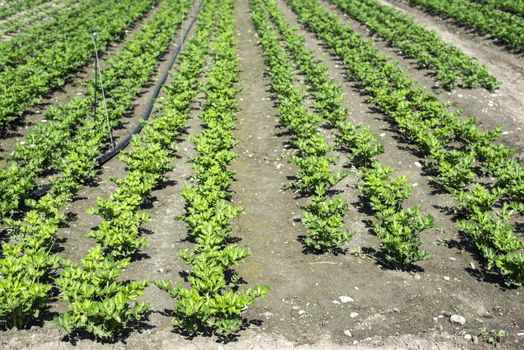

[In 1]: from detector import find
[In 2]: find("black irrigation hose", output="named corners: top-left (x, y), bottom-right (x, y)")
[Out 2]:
top-left (29, 1), bottom-right (203, 199)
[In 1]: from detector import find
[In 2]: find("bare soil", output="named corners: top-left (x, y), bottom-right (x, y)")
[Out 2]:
top-left (0, 0), bottom-right (522, 349)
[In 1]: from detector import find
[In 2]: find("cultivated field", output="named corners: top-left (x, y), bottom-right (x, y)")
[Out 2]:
top-left (0, 0), bottom-right (522, 349)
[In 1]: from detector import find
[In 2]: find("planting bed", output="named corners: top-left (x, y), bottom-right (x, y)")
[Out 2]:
top-left (0, 0), bottom-right (522, 349)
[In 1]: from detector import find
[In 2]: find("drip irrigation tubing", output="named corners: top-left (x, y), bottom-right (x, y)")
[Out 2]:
top-left (28, 0), bottom-right (203, 199)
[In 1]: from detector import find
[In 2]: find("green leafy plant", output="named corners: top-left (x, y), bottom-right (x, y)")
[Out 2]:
top-left (359, 165), bottom-right (412, 220)
top-left (55, 246), bottom-right (149, 340)
top-left (302, 193), bottom-right (354, 252)
top-left (0, 245), bottom-right (58, 329)
top-left (373, 207), bottom-right (434, 266)
top-left (408, 0), bottom-right (524, 50)
top-left (479, 328), bottom-right (506, 345)
top-left (157, 278), bottom-right (268, 336)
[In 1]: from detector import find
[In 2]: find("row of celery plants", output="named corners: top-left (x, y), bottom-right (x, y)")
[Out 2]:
top-left (0, 0), bottom-right (190, 222)
top-left (471, 0), bottom-right (524, 18)
top-left (328, 0), bottom-right (497, 90)
top-left (156, 0), bottom-right (268, 337)
top-left (250, 0), bottom-right (352, 253)
top-left (259, 0), bottom-right (434, 267)
top-left (0, 0), bottom-right (194, 330)
top-left (0, 0), bottom-right (158, 129)
top-left (53, 2), bottom-right (217, 339)
top-left (286, 0), bottom-right (523, 285)
top-left (0, 0), bottom-right (80, 37)
top-left (406, 0), bottom-right (524, 50)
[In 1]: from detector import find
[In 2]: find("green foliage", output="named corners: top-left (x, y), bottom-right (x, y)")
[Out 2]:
top-left (330, 0), bottom-right (498, 90)
top-left (157, 280), bottom-right (269, 336)
top-left (0, 0), bottom-right (190, 224)
top-left (433, 150), bottom-right (476, 190)
top-left (291, 155), bottom-right (347, 195)
top-left (302, 194), bottom-right (354, 252)
top-left (0, 245), bottom-right (58, 329)
top-left (0, 0), bottom-right (158, 130)
top-left (408, 0), bottom-right (524, 50)
top-left (479, 328), bottom-right (507, 345)
top-left (373, 207), bottom-right (434, 266)
top-left (458, 205), bottom-right (523, 286)
top-left (88, 210), bottom-right (150, 258)
top-left (473, 0), bottom-right (524, 17)
top-left (55, 246), bottom-right (149, 339)
top-left (255, 0), bottom-right (435, 264)
top-left (283, 0), bottom-right (522, 282)
top-left (359, 165), bottom-right (412, 220)
top-left (337, 122), bottom-right (384, 168)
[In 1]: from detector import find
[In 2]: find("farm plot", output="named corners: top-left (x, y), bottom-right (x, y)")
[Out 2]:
top-left (0, 0), bottom-right (522, 349)
top-left (0, 0), bottom-right (82, 39)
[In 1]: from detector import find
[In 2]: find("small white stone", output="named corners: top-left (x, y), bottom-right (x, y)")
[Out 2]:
top-left (344, 330), bottom-right (352, 337)
top-left (333, 300), bottom-right (341, 304)
top-left (470, 262), bottom-right (476, 269)
top-left (464, 334), bottom-right (472, 341)
top-left (339, 296), bottom-right (354, 303)
top-left (450, 315), bottom-right (466, 325)
top-left (413, 274), bottom-right (421, 280)
top-left (502, 131), bottom-right (509, 135)
top-left (449, 257), bottom-right (456, 261)
top-left (379, 132), bottom-right (386, 137)
top-left (517, 332), bottom-right (524, 337)
top-left (414, 161), bottom-right (422, 168)
top-left (350, 312), bottom-right (359, 318)
top-left (443, 276), bottom-right (450, 281)
top-left (457, 93), bottom-right (463, 98)
top-left (298, 310), bottom-right (306, 316)
top-left (292, 306), bottom-right (299, 310)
